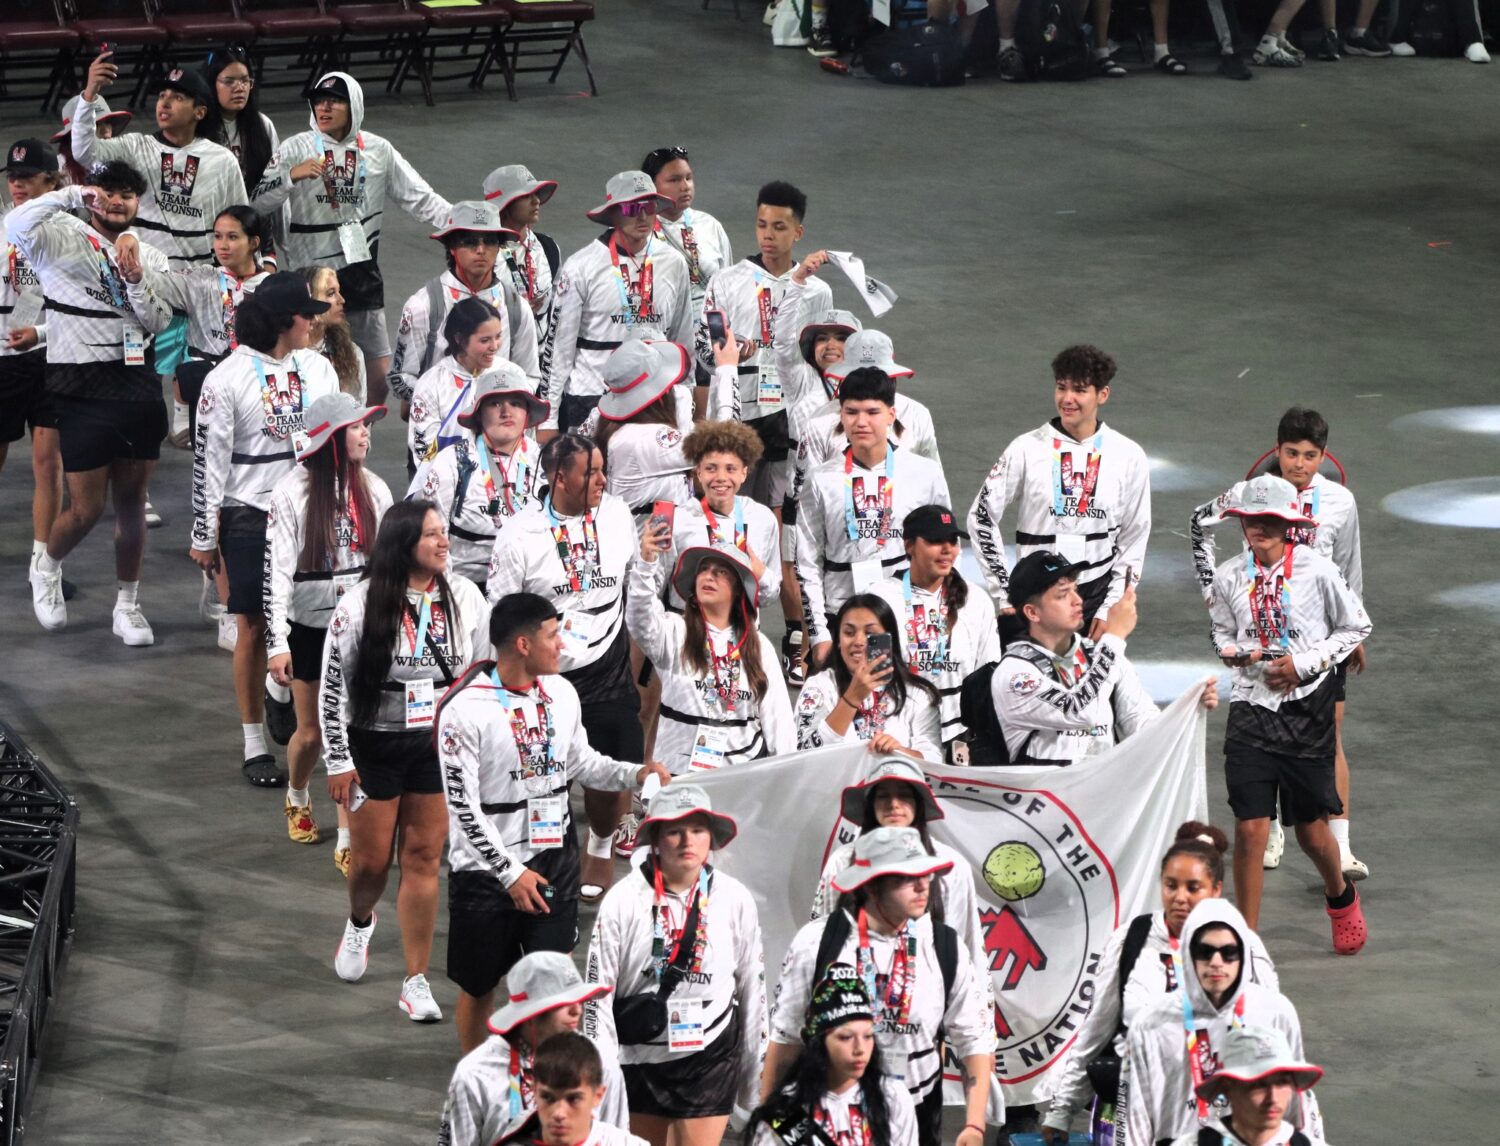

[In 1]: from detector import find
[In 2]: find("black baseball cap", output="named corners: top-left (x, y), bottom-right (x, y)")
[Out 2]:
top-left (158, 66), bottom-right (212, 106)
top-left (903, 504), bottom-right (963, 544)
top-left (1007, 551), bottom-right (1087, 610)
top-left (253, 272), bottom-right (332, 320)
top-left (4, 138), bottom-right (53, 176)
top-left (305, 74), bottom-right (352, 104)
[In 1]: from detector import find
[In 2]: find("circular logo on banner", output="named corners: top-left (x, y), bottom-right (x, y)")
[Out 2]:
top-left (931, 774), bottom-right (1119, 1089)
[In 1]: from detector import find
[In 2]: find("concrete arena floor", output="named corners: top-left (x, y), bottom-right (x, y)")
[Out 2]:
top-left (2, 3), bottom-right (1497, 1140)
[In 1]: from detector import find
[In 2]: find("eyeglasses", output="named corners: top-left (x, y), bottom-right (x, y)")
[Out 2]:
top-left (449, 234), bottom-right (503, 250)
top-left (1189, 941), bottom-right (1243, 964)
top-left (645, 146), bottom-right (689, 164)
top-left (616, 200), bottom-right (659, 218)
top-left (217, 75), bottom-right (254, 90)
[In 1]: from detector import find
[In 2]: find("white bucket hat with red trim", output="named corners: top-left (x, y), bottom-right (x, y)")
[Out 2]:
top-left (824, 329), bottom-right (912, 384)
top-left (429, 200), bottom-right (520, 243)
top-left (798, 307), bottom-right (862, 366)
top-left (486, 951), bottom-right (611, 1036)
top-left (839, 756), bottom-right (943, 825)
top-left (1193, 1025), bottom-right (1323, 1100)
top-left (585, 170), bottom-right (674, 224)
top-left (1220, 474), bottom-right (1314, 524)
top-left (298, 392), bottom-right (386, 461)
top-left (483, 164), bottom-right (558, 213)
top-left (640, 783), bottom-right (737, 850)
top-left (670, 544), bottom-right (759, 614)
top-left (52, 94), bottom-right (132, 143)
top-left (830, 825), bottom-right (952, 894)
top-left (456, 360), bottom-right (548, 430)
top-left (597, 340), bottom-right (689, 422)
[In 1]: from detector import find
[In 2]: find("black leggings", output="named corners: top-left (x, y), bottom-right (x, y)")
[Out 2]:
top-left (1388, 0), bottom-right (1483, 44)
top-left (916, 1085), bottom-right (944, 1146)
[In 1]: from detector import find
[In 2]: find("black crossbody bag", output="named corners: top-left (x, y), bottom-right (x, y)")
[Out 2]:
top-left (614, 874), bottom-right (706, 1045)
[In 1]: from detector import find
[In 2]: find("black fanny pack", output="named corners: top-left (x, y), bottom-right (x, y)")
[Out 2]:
top-left (613, 867), bottom-right (705, 1045)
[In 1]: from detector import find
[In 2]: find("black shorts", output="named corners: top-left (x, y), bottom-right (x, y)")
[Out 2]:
top-left (52, 394), bottom-right (166, 472)
top-left (445, 869), bottom-right (579, 997)
top-left (579, 698), bottom-right (644, 766)
top-left (219, 506), bottom-right (269, 616)
top-left (1224, 742), bottom-right (1342, 826)
top-left (0, 350), bottom-right (55, 441)
top-left (348, 726), bottom-right (444, 801)
top-left (915, 1084), bottom-right (943, 1146)
top-left (622, 1011), bottom-right (742, 1118)
top-left (287, 621), bottom-right (327, 682)
top-left (1333, 660), bottom-right (1348, 704)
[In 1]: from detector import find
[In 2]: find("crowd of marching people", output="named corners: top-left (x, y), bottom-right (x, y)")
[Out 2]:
top-left (2, 45), bottom-right (1378, 1146)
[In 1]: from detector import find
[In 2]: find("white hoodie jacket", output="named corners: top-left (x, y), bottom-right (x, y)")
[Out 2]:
top-left (158, 264), bottom-right (270, 362)
top-left (189, 345), bottom-right (339, 550)
top-left (625, 558), bottom-right (795, 774)
top-left (793, 669), bottom-right (943, 762)
top-left (252, 73), bottom-right (450, 304)
top-left (583, 863), bottom-right (768, 1114)
top-left (541, 233), bottom-right (693, 430)
top-left (1, 217), bottom-right (47, 355)
top-left (788, 394), bottom-right (941, 519)
top-left (967, 420), bottom-right (1152, 620)
top-left (412, 433), bottom-right (542, 584)
top-left (71, 98), bottom-right (248, 267)
top-left (389, 270), bottom-right (540, 402)
top-left (1041, 908), bottom-right (1278, 1134)
top-left (665, 495), bottom-right (782, 609)
top-left (320, 576), bottom-right (489, 775)
top-left (655, 209), bottom-right (732, 307)
top-left (601, 422), bottom-right (693, 516)
top-left (1123, 900), bottom-right (1323, 1146)
top-left (263, 464), bottom-right (394, 657)
top-left (438, 1029), bottom-right (628, 1146)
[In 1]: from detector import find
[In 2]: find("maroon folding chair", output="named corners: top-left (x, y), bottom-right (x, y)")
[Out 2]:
top-left (61, 0), bottom-right (171, 107)
top-left (0, 0), bottom-right (81, 114)
top-left (148, 0), bottom-right (257, 72)
top-left (238, 0), bottom-right (341, 93)
top-left (410, 0), bottom-right (513, 95)
top-left (492, 0), bottom-right (596, 101)
top-left (327, 0), bottom-right (434, 106)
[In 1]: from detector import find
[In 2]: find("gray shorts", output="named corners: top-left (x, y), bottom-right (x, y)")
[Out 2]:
top-left (344, 307), bottom-right (391, 360)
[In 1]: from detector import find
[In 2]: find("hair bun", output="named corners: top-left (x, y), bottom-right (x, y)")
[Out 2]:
top-left (1174, 820), bottom-right (1228, 855)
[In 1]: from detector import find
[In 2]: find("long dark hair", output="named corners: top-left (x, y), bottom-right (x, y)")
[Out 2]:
top-left (828, 594), bottom-right (940, 715)
top-left (681, 557), bottom-right (769, 704)
top-left (301, 265), bottom-right (362, 395)
top-left (349, 500), bottom-right (457, 727)
top-left (204, 46), bottom-right (273, 189)
top-left (595, 391), bottom-right (678, 460)
top-left (444, 297), bottom-right (502, 360)
top-left (298, 426), bottom-right (379, 575)
top-left (747, 1030), bottom-right (895, 1146)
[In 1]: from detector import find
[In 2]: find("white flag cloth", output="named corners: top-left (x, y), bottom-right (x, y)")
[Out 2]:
top-left (687, 684), bottom-right (1209, 1109)
top-left (824, 250), bottom-right (899, 317)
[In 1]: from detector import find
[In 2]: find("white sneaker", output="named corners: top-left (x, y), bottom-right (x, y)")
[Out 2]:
top-left (1340, 846), bottom-right (1370, 881)
top-left (112, 605), bottom-right (155, 647)
top-left (1263, 820), bottom-right (1285, 869)
top-left (1254, 38), bottom-right (1303, 65)
top-left (334, 914), bottom-right (375, 982)
top-left (144, 500), bottom-right (162, 528)
top-left (1465, 41), bottom-right (1491, 62)
top-left (762, 0), bottom-right (777, 25)
top-left (1277, 31), bottom-right (1306, 57)
top-left (218, 613), bottom-right (239, 652)
top-left (1388, 40), bottom-right (1415, 55)
top-left (399, 973), bottom-right (442, 1022)
top-left (30, 567), bottom-right (67, 631)
top-left (199, 571), bottom-right (225, 623)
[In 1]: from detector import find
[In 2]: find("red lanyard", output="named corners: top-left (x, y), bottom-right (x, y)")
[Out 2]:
top-left (651, 866), bottom-right (709, 978)
top-left (704, 618), bottom-right (748, 715)
top-left (1247, 545), bottom-right (1296, 652)
top-left (756, 284), bottom-right (773, 346)
top-left (700, 497), bottom-right (747, 552)
top-left (855, 909), bottom-right (914, 1025)
top-left (608, 233), bottom-right (652, 322)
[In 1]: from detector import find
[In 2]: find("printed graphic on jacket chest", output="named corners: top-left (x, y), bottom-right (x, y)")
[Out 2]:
top-left (158, 153), bottom-right (202, 216)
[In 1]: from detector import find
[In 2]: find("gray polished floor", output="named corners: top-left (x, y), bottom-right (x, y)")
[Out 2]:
top-left (1, 4), bottom-right (1495, 1141)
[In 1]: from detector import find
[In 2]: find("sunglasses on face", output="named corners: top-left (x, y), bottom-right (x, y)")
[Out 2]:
top-left (450, 234), bottom-right (503, 250)
top-left (616, 200), bottom-right (659, 218)
top-left (646, 146), bottom-right (689, 164)
top-left (1190, 941), bottom-right (1243, 963)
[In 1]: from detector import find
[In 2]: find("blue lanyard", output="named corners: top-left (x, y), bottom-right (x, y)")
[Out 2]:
top-left (844, 445), bottom-right (896, 545)
top-left (702, 496), bottom-right (746, 551)
top-left (251, 354), bottom-right (299, 409)
top-left (405, 588), bottom-right (434, 654)
top-left (651, 867), bottom-right (709, 983)
top-left (1052, 430), bottom-right (1104, 517)
top-left (1245, 547), bottom-right (1293, 654)
top-left (901, 571), bottom-right (948, 667)
top-left (489, 670), bottom-right (555, 768)
top-left (312, 129), bottom-right (365, 211)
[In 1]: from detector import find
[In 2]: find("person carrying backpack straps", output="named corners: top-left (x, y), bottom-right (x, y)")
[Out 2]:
top-left (766, 827), bottom-right (1000, 1146)
top-left (1040, 824), bottom-right (1279, 1144)
top-left (1170, 1025), bottom-right (1322, 1146)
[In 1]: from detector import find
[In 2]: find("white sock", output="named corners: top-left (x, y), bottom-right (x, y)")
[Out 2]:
top-left (1154, 42), bottom-right (1170, 59)
top-left (172, 400), bottom-right (190, 434)
top-left (1094, 45), bottom-right (1112, 58)
top-left (266, 673), bottom-right (292, 704)
top-left (31, 539), bottom-right (46, 562)
top-left (586, 828), bottom-right (614, 859)
top-left (1329, 818), bottom-right (1350, 847)
top-left (116, 581), bottom-right (139, 609)
top-left (243, 723), bottom-right (269, 760)
top-left (288, 786), bottom-right (310, 808)
top-left (337, 828), bottom-right (351, 850)
top-left (1350, 25), bottom-right (1366, 36)
top-left (1000, 36), bottom-right (1017, 49)
top-left (37, 552), bottom-right (61, 576)
top-left (1260, 33), bottom-right (1280, 47)
top-left (810, 1), bottom-right (827, 28)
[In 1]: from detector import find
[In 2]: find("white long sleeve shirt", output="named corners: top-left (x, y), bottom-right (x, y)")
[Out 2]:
top-left (1040, 910), bottom-right (1278, 1132)
top-left (602, 423), bottom-right (693, 515)
top-left (5, 188), bottom-right (172, 392)
top-left (436, 671), bottom-right (640, 889)
top-left (771, 911), bottom-right (997, 1103)
top-left (967, 420), bottom-right (1151, 619)
top-left (992, 633), bottom-right (1159, 764)
top-left (541, 234), bottom-right (693, 430)
top-left (438, 1030), bottom-right (629, 1146)
top-left (665, 495), bottom-right (782, 610)
top-left (788, 394), bottom-right (942, 519)
top-left (1, 218), bottom-right (47, 355)
top-left (320, 576), bottom-right (490, 774)
top-left (412, 434), bottom-right (542, 583)
top-left (751, 1076), bottom-right (918, 1146)
top-left (625, 558), bottom-right (795, 774)
top-left (251, 72), bottom-right (450, 295)
top-left (71, 99), bottom-right (248, 267)
top-left (389, 270), bottom-right (539, 402)
top-left (698, 258), bottom-right (832, 424)
top-left (655, 209), bottom-right (732, 308)
top-left (157, 264), bottom-right (270, 361)
top-left (263, 464), bottom-right (395, 657)
top-left (583, 864), bottom-right (768, 1114)
top-left (409, 355), bottom-right (506, 464)
top-left (795, 446), bottom-right (952, 646)
top-left (189, 345), bottom-right (340, 550)
top-left (793, 669), bottom-right (943, 762)
top-left (773, 278), bottom-right (844, 442)
top-left (1191, 472), bottom-right (1363, 601)
top-left (868, 572), bottom-right (1001, 743)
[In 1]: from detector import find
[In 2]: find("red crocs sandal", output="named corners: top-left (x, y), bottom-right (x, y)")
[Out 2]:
top-left (1327, 887), bottom-right (1367, 955)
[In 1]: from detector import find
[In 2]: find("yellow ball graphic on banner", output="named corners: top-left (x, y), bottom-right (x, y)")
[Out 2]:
top-left (983, 841), bottom-right (1046, 901)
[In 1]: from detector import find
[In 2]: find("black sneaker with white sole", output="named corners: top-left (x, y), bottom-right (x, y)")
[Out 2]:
top-left (807, 26), bottom-right (837, 56)
top-left (1314, 29), bottom-right (1342, 58)
top-left (998, 45), bottom-right (1027, 81)
top-left (1344, 29), bottom-right (1392, 55)
top-left (1219, 51), bottom-right (1252, 79)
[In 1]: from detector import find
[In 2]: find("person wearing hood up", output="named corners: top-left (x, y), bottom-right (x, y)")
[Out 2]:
top-left (252, 71), bottom-right (451, 406)
top-left (1169, 1025), bottom-right (1324, 1146)
top-left (1123, 899), bottom-right (1324, 1146)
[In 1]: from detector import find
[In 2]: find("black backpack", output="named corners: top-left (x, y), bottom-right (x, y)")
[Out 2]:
top-left (1084, 913), bottom-right (1154, 1098)
top-left (861, 20), bottom-right (967, 86)
top-left (813, 908), bottom-right (960, 1008)
top-left (1014, 0), bottom-right (1090, 80)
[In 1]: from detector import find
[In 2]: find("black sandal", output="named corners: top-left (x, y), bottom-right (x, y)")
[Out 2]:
top-left (1095, 54), bottom-right (1128, 76)
top-left (1155, 53), bottom-right (1188, 73)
